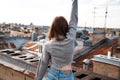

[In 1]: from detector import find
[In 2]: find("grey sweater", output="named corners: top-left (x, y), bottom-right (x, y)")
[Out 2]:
top-left (35, 0), bottom-right (78, 80)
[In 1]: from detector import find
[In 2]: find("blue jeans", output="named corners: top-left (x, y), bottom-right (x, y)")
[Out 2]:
top-left (46, 66), bottom-right (74, 80)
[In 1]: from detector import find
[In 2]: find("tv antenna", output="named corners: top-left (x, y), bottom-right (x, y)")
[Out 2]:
top-left (93, 7), bottom-right (96, 28)
top-left (104, 6), bottom-right (108, 35)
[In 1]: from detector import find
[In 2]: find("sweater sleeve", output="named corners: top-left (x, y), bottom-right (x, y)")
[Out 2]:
top-left (67, 0), bottom-right (78, 40)
top-left (34, 45), bottom-right (50, 80)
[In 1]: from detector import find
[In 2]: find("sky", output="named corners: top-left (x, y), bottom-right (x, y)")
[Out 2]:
top-left (0, 0), bottom-right (120, 28)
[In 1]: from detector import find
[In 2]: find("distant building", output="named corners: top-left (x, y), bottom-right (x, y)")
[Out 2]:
top-left (0, 32), bottom-right (4, 49)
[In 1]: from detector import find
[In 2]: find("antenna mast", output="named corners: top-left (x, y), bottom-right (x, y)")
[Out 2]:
top-left (93, 7), bottom-right (96, 28)
top-left (104, 7), bottom-right (108, 35)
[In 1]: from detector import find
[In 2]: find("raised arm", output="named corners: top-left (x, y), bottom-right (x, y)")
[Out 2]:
top-left (67, 0), bottom-right (78, 40)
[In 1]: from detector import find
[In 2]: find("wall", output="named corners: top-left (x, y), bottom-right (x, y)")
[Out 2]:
top-left (93, 61), bottom-right (120, 79)
top-left (0, 62), bottom-right (34, 80)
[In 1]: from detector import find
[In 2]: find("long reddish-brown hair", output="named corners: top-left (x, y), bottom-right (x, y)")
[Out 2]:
top-left (47, 16), bottom-right (68, 41)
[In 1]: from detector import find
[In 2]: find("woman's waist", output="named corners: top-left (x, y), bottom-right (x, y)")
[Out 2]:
top-left (49, 65), bottom-right (73, 75)
top-left (56, 63), bottom-right (72, 70)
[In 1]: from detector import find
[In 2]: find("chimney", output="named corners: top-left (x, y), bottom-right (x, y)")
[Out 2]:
top-left (92, 28), bottom-right (105, 45)
top-left (83, 59), bottom-right (90, 71)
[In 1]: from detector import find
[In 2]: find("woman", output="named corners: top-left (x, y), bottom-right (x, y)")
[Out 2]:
top-left (35, 0), bottom-right (78, 80)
